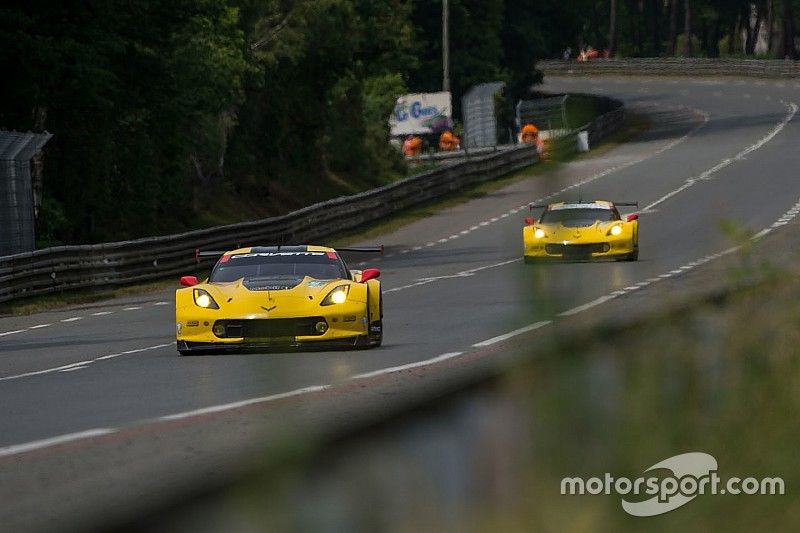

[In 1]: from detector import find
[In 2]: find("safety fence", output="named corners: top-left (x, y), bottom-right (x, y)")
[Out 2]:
top-left (539, 58), bottom-right (800, 78)
top-left (0, 96), bottom-right (625, 304)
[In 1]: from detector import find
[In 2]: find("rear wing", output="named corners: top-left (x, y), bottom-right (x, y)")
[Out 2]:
top-left (335, 245), bottom-right (384, 254)
top-left (194, 245), bottom-right (384, 264)
top-left (527, 201), bottom-right (639, 210)
top-left (196, 249), bottom-right (225, 264)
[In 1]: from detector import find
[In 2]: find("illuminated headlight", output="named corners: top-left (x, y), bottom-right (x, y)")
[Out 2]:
top-left (610, 225), bottom-right (623, 236)
top-left (193, 288), bottom-right (219, 309)
top-left (321, 285), bottom-right (350, 306)
top-left (534, 228), bottom-right (546, 239)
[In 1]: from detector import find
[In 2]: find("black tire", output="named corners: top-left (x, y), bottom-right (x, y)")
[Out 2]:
top-left (369, 319), bottom-right (383, 347)
top-left (178, 349), bottom-right (192, 356)
top-left (365, 287), bottom-right (383, 348)
top-left (625, 246), bottom-right (639, 261)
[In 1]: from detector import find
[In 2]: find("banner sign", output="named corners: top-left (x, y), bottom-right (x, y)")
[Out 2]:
top-left (389, 92), bottom-right (452, 136)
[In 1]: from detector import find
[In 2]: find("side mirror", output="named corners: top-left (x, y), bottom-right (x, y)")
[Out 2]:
top-left (360, 268), bottom-right (381, 283)
top-left (180, 275), bottom-right (199, 287)
top-left (525, 217), bottom-right (535, 225)
top-left (626, 214), bottom-right (639, 222)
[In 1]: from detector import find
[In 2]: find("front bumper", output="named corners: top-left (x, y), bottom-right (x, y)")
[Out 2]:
top-left (177, 335), bottom-right (370, 353)
top-left (177, 309), bottom-right (370, 349)
top-left (524, 238), bottom-right (635, 260)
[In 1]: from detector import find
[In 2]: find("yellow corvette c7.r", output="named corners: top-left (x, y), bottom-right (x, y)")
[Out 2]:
top-left (523, 200), bottom-right (639, 262)
top-left (175, 245), bottom-right (383, 354)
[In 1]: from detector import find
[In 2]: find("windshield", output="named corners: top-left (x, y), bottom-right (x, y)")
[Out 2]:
top-left (210, 252), bottom-right (347, 282)
top-left (539, 208), bottom-right (619, 227)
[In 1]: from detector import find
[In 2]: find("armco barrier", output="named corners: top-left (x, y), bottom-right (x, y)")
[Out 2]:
top-left (0, 96), bottom-right (624, 304)
top-left (539, 58), bottom-right (800, 78)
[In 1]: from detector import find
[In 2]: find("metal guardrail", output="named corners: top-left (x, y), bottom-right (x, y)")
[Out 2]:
top-left (0, 96), bottom-right (625, 304)
top-left (539, 58), bottom-right (800, 78)
top-left (0, 147), bottom-right (537, 303)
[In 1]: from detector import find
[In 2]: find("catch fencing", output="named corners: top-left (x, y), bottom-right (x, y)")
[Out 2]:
top-left (0, 96), bottom-right (625, 304)
top-left (462, 82), bottom-right (505, 148)
top-left (538, 58), bottom-right (800, 78)
top-left (0, 131), bottom-right (52, 256)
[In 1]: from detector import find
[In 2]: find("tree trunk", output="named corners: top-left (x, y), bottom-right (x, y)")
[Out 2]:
top-left (669, 0), bottom-right (678, 55)
top-left (651, 0), bottom-right (661, 55)
top-left (782, 0), bottom-right (797, 59)
top-left (727, 17), bottom-right (736, 55)
top-left (766, 0), bottom-right (775, 55)
top-left (609, 0), bottom-right (618, 56)
top-left (628, 0), bottom-right (638, 55)
top-left (682, 0), bottom-right (692, 56)
top-left (746, 7), bottom-right (763, 55)
top-left (637, 0), bottom-right (646, 54)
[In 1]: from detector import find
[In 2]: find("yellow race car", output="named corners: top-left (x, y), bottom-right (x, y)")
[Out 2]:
top-left (175, 245), bottom-right (383, 354)
top-left (523, 200), bottom-right (639, 262)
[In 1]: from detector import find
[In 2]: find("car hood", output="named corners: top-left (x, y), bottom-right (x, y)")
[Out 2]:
top-left (202, 277), bottom-right (359, 308)
top-left (538, 221), bottom-right (620, 240)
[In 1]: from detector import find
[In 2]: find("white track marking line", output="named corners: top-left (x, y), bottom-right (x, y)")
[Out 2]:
top-left (557, 195), bottom-right (800, 319)
top-left (558, 295), bottom-right (617, 317)
top-left (60, 317), bottom-right (83, 322)
top-left (123, 307), bottom-right (142, 311)
top-left (0, 360), bottom-right (94, 381)
top-left (351, 352), bottom-right (464, 380)
top-left (157, 385), bottom-right (332, 421)
top-left (0, 330), bottom-right (26, 337)
top-left (643, 102), bottom-right (797, 212)
top-left (387, 106), bottom-right (707, 257)
top-left (5, 194), bottom-right (799, 456)
top-left (28, 324), bottom-right (51, 330)
top-left (0, 429), bottom-right (117, 458)
top-left (59, 366), bottom-right (87, 373)
top-left (152, 301), bottom-right (169, 306)
top-left (0, 343), bottom-right (173, 381)
top-left (386, 258), bottom-right (520, 293)
top-left (472, 321), bottom-right (551, 347)
top-left (91, 311), bottom-right (114, 316)
top-left (4, 102), bottom-right (796, 459)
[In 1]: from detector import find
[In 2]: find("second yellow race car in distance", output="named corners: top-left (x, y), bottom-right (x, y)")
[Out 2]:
top-left (175, 245), bottom-right (384, 355)
top-left (523, 200), bottom-right (639, 262)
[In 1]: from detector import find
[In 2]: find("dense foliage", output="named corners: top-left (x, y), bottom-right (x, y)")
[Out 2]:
top-left (0, 1), bottom-right (797, 245)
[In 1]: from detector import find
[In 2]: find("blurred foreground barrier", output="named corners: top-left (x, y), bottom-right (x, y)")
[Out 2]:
top-left (539, 58), bottom-right (800, 78)
top-left (0, 95), bottom-right (624, 304)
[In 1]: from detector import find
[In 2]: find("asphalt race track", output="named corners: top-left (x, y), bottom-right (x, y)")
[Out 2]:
top-left (2, 75), bottom-right (800, 530)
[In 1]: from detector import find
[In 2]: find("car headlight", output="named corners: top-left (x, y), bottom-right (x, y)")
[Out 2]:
top-left (609, 225), bottom-right (623, 236)
top-left (193, 288), bottom-right (219, 309)
top-left (534, 228), bottom-right (546, 239)
top-left (321, 285), bottom-right (350, 306)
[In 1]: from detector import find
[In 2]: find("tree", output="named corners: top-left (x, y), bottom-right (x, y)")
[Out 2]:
top-left (610, 0), bottom-right (619, 56)
top-left (683, 0), bottom-right (692, 56)
top-left (669, 0), bottom-right (678, 55)
top-left (780, 0), bottom-right (797, 58)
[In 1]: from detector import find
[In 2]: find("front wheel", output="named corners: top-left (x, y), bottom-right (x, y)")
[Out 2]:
top-left (625, 246), bottom-right (639, 261)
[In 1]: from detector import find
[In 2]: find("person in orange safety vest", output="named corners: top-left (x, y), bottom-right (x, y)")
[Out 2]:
top-left (438, 130), bottom-right (460, 151)
top-left (520, 123), bottom-right (545, 154)
top-left (402, 135), bottom-right (423, 157)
